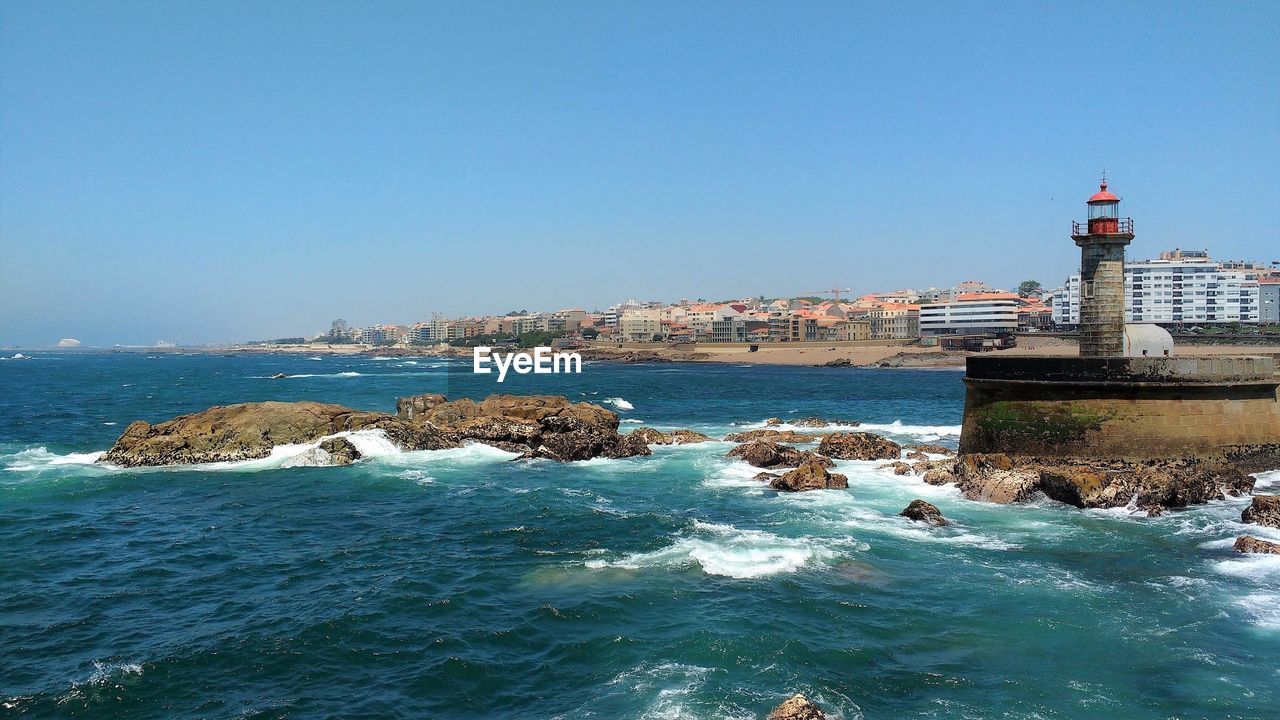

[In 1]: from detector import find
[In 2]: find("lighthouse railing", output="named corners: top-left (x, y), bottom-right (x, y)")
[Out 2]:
top-left (1072, 218), bottom-right (1134, 235)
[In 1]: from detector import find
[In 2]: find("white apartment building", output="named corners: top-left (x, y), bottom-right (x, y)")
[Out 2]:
top-left (919, 293), bottom-right (1020, 335)
top-left (1054, 250), bottom-right (1261, 326)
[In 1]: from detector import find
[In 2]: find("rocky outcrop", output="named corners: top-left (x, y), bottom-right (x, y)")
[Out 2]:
top-left (101, 401), bottom-right (457, 467)
top-left (1241, 495), bottom-right (1280, 529)
top-left (726, 440), bottom-right (833, 469)
top-left (906, 443), bottom-right (954, 456)
top-left (770, 461), bottom-right (849, 492)
top-left (754, 471), bottom-right (781, 482)
top-left (1036, 460), bottom-right (1253, 510)
top-left (900, 499), bottom-right (948, 525)
top-left (880, 461), bottom-right (912, 476)
top-left (817, 432), bottom-right (901, 461)
top-left (103, 393), bottom-right (652, 467)
top-left (767, 694), bottom-right (826, 720)
top-left (761, 416), bottom-right (857, 428)
top-left (723, 429), bottom-right (820, 444)
top-left (911, 452), bottom-right (1256, 511)
top-left (1234, 535), bottom-right (1280, 555)
top-left (396, 393), bottom-right (650, 462)
top-left (629, 427), bottom-right (713, 445)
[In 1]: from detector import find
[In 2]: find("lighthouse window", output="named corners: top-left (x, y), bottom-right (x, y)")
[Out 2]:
top-left (1089, 203), bottom-right (1119, 220)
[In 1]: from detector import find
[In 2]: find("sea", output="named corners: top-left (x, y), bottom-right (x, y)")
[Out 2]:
top-left (1, 351), bottom-right (1278, 719)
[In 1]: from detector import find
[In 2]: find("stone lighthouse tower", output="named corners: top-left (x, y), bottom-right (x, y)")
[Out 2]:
top-left (1072, 179), bottom-right (1134, 357)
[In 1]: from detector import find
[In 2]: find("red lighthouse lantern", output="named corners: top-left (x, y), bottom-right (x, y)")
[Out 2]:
top-left (1086, 181), bottom-right (1121, 234)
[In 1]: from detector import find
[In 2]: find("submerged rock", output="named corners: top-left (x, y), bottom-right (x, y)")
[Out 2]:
top-left (723, 429), bottom-right (820, 444)
top-left (880, 461), bottom-right (912, 476)
top-left (900, 499), bottom-right (948, 525)
top-left (817, 432), bottom-right (901, 461)
top-left (770, 461), bottom-right (848, 492)
top-left (1241, 495), bottom-right (1280, 529)
top-left (101, 401), bottom-right (456, 467)
top-left (767, 694), bottom-right (826, 720)
top-left (754, 471), bottom-right (781, 482)
top-left (726, 440), bottom-right (832, 469)
top-left (1234, 535), bottom-right (1280, 555)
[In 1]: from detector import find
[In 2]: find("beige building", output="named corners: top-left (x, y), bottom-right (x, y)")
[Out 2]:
top-left (620, 308), bottom-right (663, 342)
top-left (869, 304), bottom-right (920, 340)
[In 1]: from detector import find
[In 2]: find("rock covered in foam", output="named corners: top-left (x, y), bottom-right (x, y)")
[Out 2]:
top-left (319, 437), bottom-right (361, 465)
top-left (817, 432), bottom-right (901, 461)
top-left (100, 401), bottom-right (456, 467)
top-left (767, 693), bottom-right (827, 720)
top-left (1234, 535), bottom-right (1280, 555)
top-left (770, 461), bottom-right (848, 492)
top-left (1241, 495), bottom-right (1280, 529)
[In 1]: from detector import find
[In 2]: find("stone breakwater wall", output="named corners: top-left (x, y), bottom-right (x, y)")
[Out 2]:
top-left (959, 356), bottom-right (1280, 471)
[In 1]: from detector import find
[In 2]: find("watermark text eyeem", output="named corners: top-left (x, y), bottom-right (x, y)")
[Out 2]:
top-left (473, 346), bottom-right (582, 382)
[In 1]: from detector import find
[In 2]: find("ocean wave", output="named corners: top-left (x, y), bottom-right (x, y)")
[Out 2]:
top-left (858, 420), bottom-right (962, 439)
top-left (585, 520), bottom-right (836, 578)
top-left (1253, 470), bottom-right (1280, 491)
top-left (603, 397), bottom-right (634, 411)
top-left (267, 371), bottom-right (363, 379)
top-left (831, 504), bottom-right (1019, 551)
top-left (1211, 553), bottom-right (1280, 581)
top-left (2, 447), bottom-right (106, 472)
top-left (1235, 593), bottom-right (1280, 630)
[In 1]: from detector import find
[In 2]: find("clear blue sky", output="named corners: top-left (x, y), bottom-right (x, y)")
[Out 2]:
top-left (1, 1), bottom-right (1277, 346)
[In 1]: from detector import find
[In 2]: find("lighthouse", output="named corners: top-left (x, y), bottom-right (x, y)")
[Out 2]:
top-left (1071, 179), bottom-right (1134, 357)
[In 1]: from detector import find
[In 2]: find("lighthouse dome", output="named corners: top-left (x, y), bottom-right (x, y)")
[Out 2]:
top-left (1088, 181), bottom-right (1119, 203)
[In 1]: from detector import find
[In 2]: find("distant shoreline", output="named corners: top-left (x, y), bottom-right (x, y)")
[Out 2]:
top-left (15, 337), bottom-right (1278, 370)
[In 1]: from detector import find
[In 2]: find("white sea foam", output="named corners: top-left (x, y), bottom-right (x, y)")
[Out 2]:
top-left (2, 447), bottom-right (106, 472)
top-left (586, 521), bottom-right (835, 578)
top-left (257, 371), bottom-right (363, 379)
top-left (307, 356), bottom-right (323, 361)
top-left (1235, 593), bottom-right (1280, 630)
top-left (1211, 553), bottom-right (1280, 581)
top-left (603, 397), bottom-right (634, 410)
top-left (858, 420), bottom-right (962, 439)
top-left (1253, 470), bottom-right (1280, 491)
top-left (621, 418), bottom-right (644, 424)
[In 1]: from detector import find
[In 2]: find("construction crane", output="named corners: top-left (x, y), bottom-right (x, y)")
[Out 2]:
top-left (801, 288), bottom-right (852, 302)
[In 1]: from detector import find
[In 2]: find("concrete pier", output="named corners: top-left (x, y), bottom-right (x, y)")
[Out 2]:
top-left (960, 355), bottom-right (1280, 470)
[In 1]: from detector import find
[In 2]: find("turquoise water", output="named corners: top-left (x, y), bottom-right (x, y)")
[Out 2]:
top-left (2, 352), bottom-right (1278, 719)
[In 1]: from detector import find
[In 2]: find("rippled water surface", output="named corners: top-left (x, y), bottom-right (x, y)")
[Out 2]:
top-left (2, 352), bottom-right (1278, 719)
